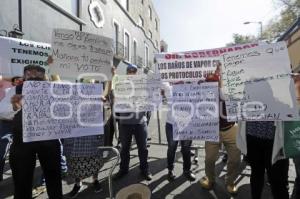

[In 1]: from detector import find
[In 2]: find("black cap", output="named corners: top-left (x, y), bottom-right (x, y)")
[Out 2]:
top-left (24, 65), bottom-right (46, 74)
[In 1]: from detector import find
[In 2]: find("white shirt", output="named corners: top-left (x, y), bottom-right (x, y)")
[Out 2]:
top-left (0, 87), bottom-right (18, 120)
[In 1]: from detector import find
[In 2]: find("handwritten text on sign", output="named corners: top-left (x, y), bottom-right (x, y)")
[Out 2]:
top-left (114, 74), bottom-right (162, 112)
top-left (51, 29), bottom-right (113, 80)
top-left (172, 82), bottom-right (219, 141)
top-left (221, 42), bottom-right (299, 121)
top-left (22, 81), bottom-right (104, 142)
top-left (155, 43), bottom-right (259, 82)
top-left (0, 36), bottom-right (50, 76)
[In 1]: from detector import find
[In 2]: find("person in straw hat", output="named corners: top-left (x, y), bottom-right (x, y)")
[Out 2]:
top-left (116, 183), bottom-right (151, 199)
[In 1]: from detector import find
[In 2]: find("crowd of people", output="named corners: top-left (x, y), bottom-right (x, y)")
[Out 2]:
top-left (0, 62), bottom-right (299, 199)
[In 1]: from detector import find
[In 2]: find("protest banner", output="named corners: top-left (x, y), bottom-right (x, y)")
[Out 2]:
top-left (51, 29), bottom-right (113, 80)
top-left (22, 81), bottom-right (104, 142)
top-left (0, 36), bottom-right (50, 77)
top-left (221, 41), bottom-right (299, 121)
top-left (171, 82), bottom-right (219, 141)
top-left (155, 43), bottom-right (259, 82)
top-left (283, 121), bottom-right (300, 158)
top-left (114, 74), bottom-right (162, 112)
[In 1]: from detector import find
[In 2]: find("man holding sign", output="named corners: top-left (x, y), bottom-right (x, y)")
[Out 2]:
top-left (114, 64), bottom-right (152, 181)
top-left (199, 66), bottom-right (240, 194)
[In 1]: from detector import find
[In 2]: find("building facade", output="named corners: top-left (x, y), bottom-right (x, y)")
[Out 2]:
top-left (0, 0), bottom-right (160, 73)
top-left (278, 17), bottom-right (300, 72)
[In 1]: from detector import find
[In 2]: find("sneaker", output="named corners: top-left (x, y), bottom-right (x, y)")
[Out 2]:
top-left (65, 184), bottom-right (83, 199)
top-left (199, 176), bottom-right (214, 190)
top-left (141, 171), bottom-right (152, 181)
top-left (183, 171), bottom-right (196, 182)
top-left (167, 170), bottom-right (176, 181)
top-left (32, 186), bottom-right (47, 198)
top-left (93, 180), bottom-right (103, 193)
top-left (226, 184), bottom-right (238, 194)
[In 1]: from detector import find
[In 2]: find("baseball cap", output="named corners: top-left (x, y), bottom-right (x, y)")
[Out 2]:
top-left (127, 64), bottom-right (138, 72)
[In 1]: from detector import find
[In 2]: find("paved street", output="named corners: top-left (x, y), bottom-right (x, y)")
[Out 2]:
top-left (0, 114), bottom-right (297, 199)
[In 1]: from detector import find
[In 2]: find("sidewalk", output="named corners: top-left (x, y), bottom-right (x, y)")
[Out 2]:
top-left (0, 143), bottom-right (296, 199)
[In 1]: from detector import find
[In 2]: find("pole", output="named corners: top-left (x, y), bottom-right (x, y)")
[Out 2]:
top-left (157, 110), bottom-right (162, 144)
top-left (259, 21), bottom-right (263, 39)
top-left (98, 146), bottom-right (120, 199)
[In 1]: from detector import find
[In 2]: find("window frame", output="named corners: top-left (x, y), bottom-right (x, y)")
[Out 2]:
top-left (124, 29), bottom-right (131, 62)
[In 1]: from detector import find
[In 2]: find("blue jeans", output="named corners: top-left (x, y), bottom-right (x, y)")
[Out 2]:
top-left (119, 123), bottom-right (149, 172)
top-left (293, 157), bottom-right (300, 199)
top-left (0, 120), bottom-right (13, 180)
top-left (166, 123), bottom-right (192, 172)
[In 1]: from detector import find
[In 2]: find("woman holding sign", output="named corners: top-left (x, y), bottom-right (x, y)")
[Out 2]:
top-left (8, 65), bottom-right (62, 199)
top-left (63, 78), bottom-right (105, 199)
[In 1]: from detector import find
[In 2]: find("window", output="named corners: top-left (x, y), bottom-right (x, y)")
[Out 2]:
top-left (133, 40), bottom-right (137, 64)
top-left (148, 6), bottom-right (152, 20)
top-left (113, 22), bottom-right (119, 54)
top-left (120, 0), bottom-right (129, 11)
top-left (51, 0), bottom-right (79, 16)
top-left (124, 31), bottom-right (130, 61)
top-left (149, 30), bottom-right (152, 39)
top-left (145, 44), bottom-right (149, 67)
top-left (138, 16), bottom-right (144, 27)
top-left (141, 0), bottom-right (144, 4)
top-left (155, 40), bottom-right (158, 48)
top-left (155, 19), bottom-right (158, 31)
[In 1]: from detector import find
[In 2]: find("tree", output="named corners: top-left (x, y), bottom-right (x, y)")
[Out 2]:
top-left (262, 0), bottom-right (300, 40)
top-left (226, 33), bottom-right (257, 46)
top-left (229, 0), bottom-right (300, 43)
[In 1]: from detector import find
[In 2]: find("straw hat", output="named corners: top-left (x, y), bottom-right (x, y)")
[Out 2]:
top-left (116, 184), bottom-right (151, 199)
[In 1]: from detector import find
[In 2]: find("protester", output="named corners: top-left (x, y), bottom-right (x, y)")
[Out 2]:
top-left (3, 65), bottom-right (62, 199)
top-left (114, 64), bottom-right (152, 181)
top-left (199, 66), bottom-right (241, 194)
top-left (63, 78), bottom-right (105, 198)
top-left (161, 82), bottom-right (196, 182)
top-left (291, 72), bottom-right (300, 199)
top-left (0, 76), bottom-right (22, 182)
top-left (104, 67), bottom-right (116, 147)
top-left (237, 99), bottom-right (289, 199)
top-left (32, 75), bottom-right (68, 197)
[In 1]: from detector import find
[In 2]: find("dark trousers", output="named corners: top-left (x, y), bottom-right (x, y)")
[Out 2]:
top-left (9, 140), bottom-right (62, 199)
top-left (119, 123), bottom-right (148, 172)
top-left (0, 120), bottom-right (13, 180)
top-left (247, 135), bottom-right (289, 199)
top-left (104, 114), bottom-right (115, 146)
top-left (293, 156), bottom-right (300, 199)
top-left (166, 123), bottom-right (192, 172)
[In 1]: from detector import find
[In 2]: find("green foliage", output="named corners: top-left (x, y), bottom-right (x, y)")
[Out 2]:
top-left (262, 0), bottom-right (300, 40)
top-left (226, 33), bottom-right (257, 46)
top-left (230, 0), bottom-right (300, 43)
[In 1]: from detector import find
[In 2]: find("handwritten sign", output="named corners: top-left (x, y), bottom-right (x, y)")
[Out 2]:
top-left (114, 74), bottom-right (162, 112)
top-left (171, 82), bottom-right (219, 141)
top-left (0, 36), bottom-right (50, 76)
top-left (221, 42), bottom-right (299, 121)
top-left (155, 43), bottom-right (259, 82)
top-left (51, 29), bottom-right (113, 80)
top-left (22, 81), bottom-right (104, 142)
